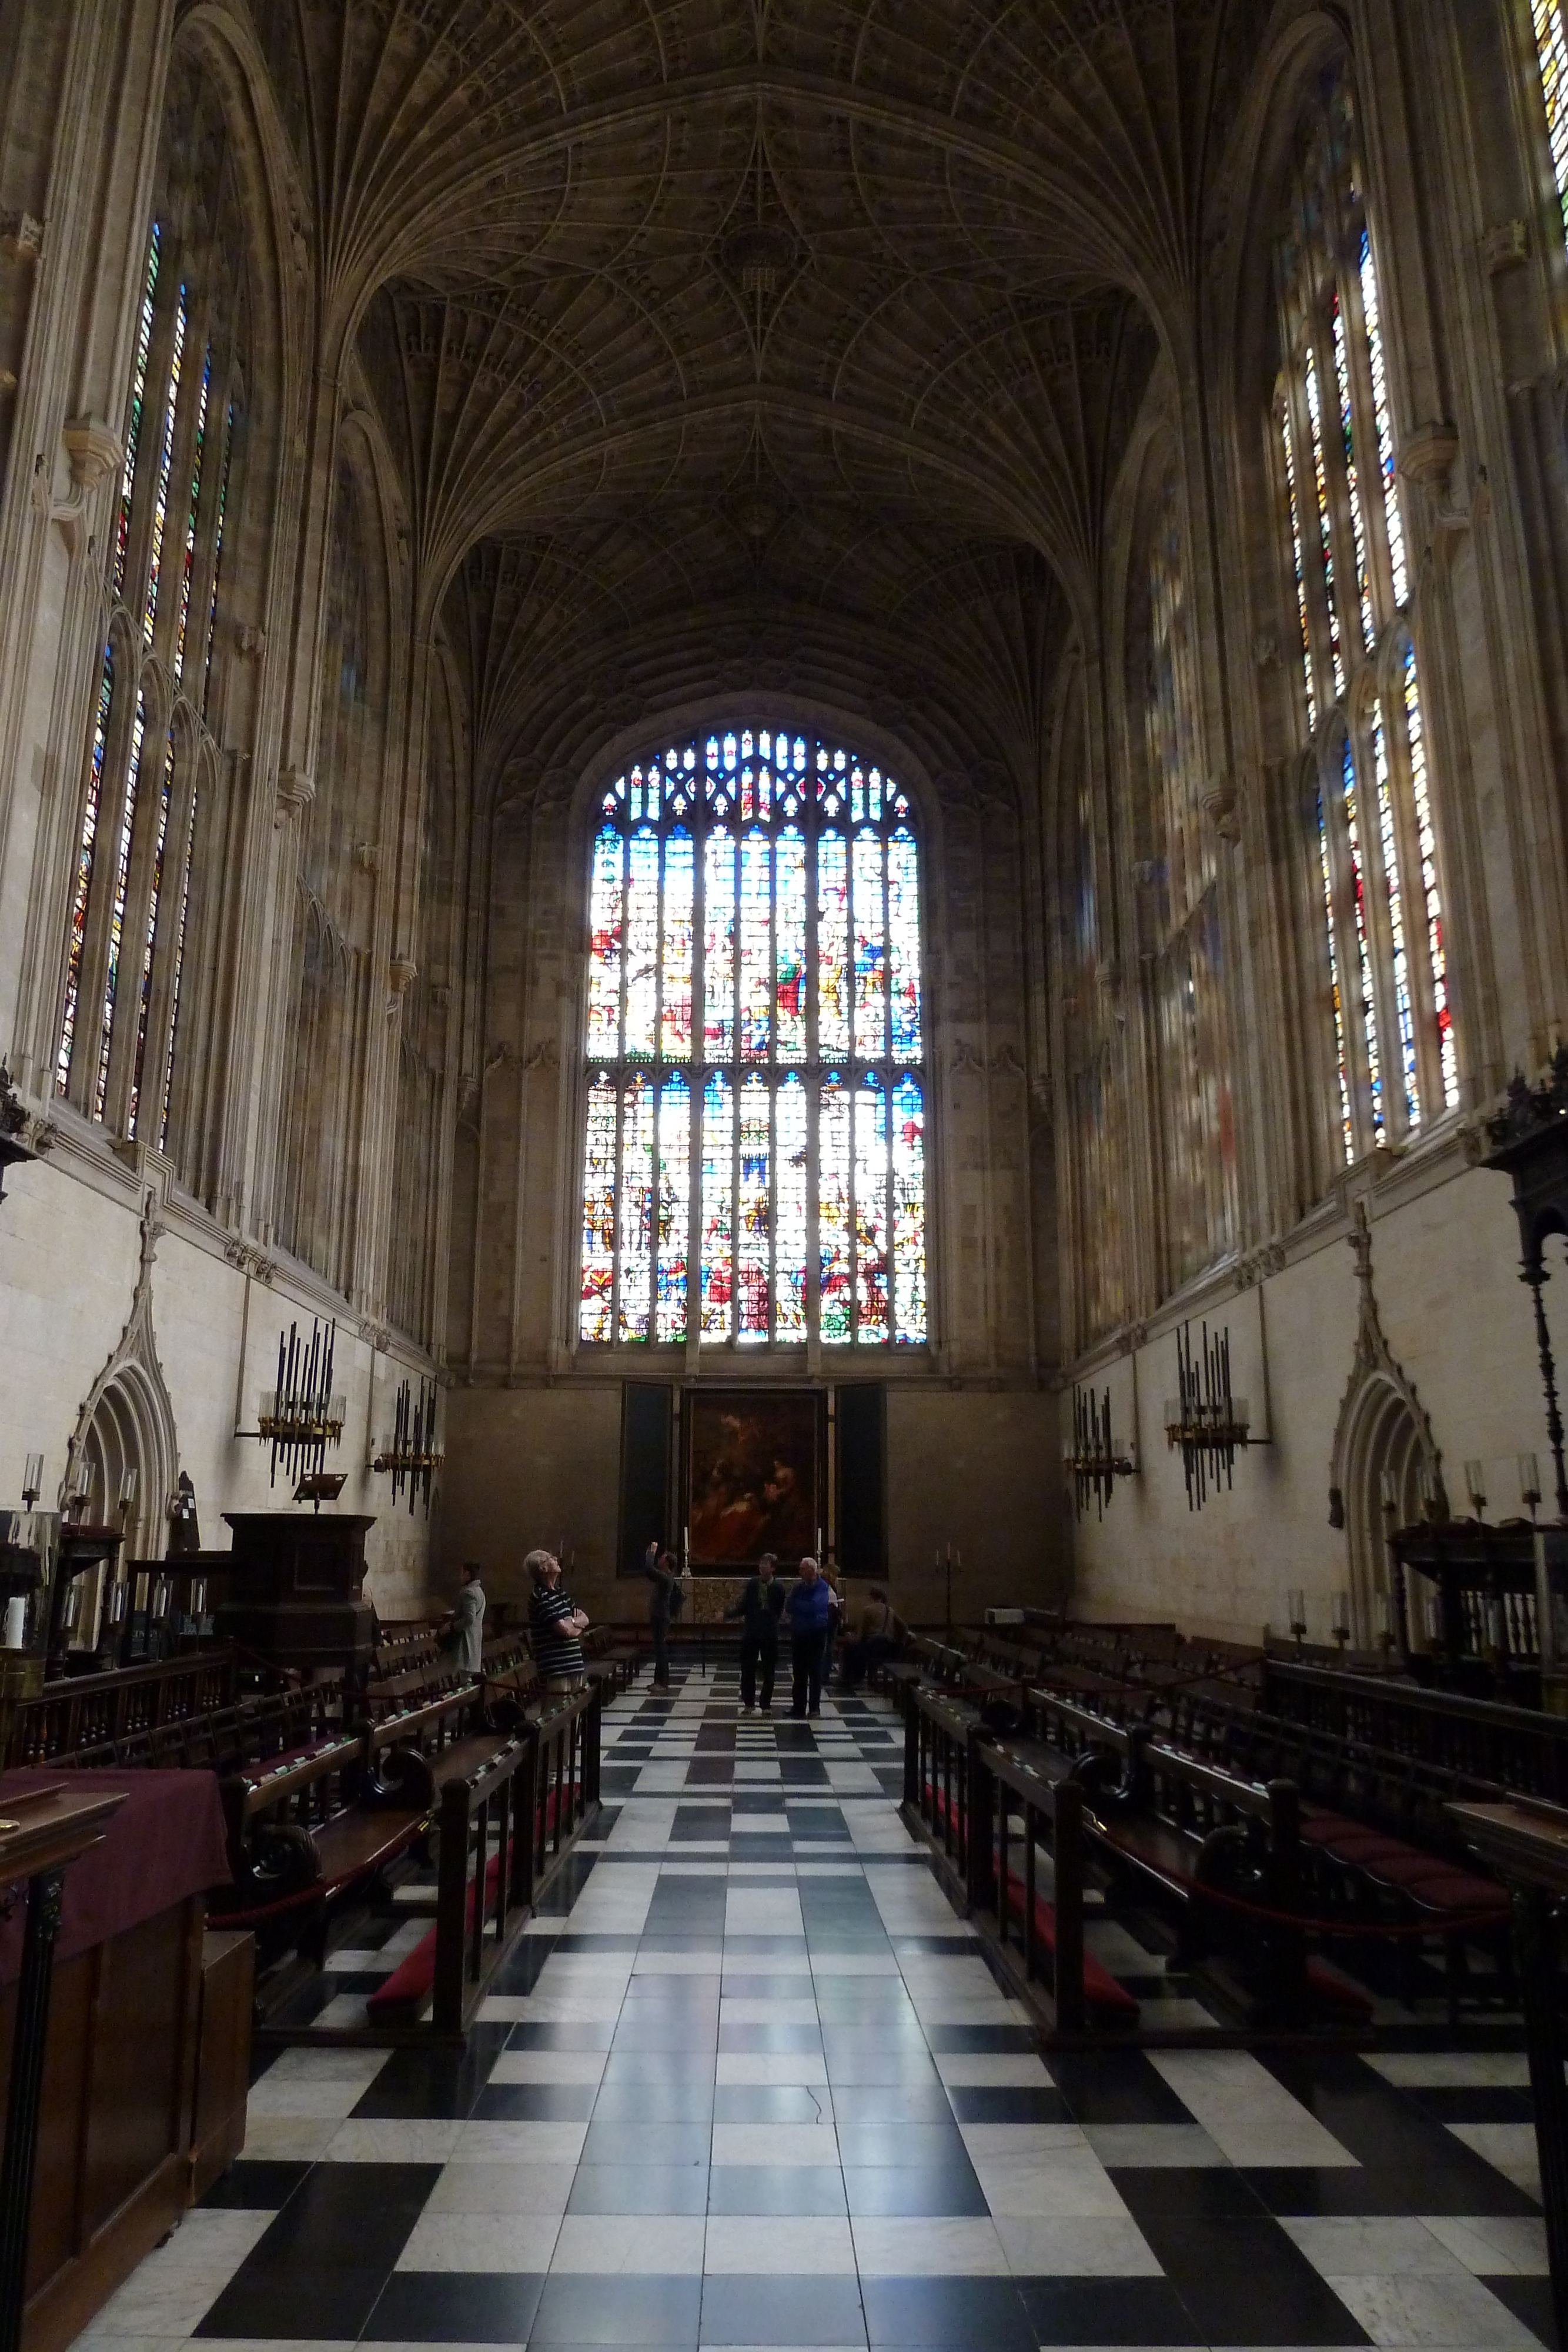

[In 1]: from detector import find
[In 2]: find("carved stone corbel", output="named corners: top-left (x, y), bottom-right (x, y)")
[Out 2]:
top-left (275, 766), bottom-right (315, 824)
top-left (1202, 774), bottom-right (1242, 844)
top-left (62, 416), bottom-right (121, 492)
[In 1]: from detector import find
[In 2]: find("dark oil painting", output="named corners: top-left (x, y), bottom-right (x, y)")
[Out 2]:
top-left (687, 1391), bottom-right (819, 1566)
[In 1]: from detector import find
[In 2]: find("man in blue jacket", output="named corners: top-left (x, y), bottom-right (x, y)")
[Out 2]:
top-left (782, 1555), bottom-right (836, 1719)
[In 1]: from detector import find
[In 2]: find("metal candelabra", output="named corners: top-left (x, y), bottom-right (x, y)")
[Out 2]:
top-left (373, 1375), bottom-right (443, 1516)
top-left (258, 1317), bottom-right (344, 1489)
top-left (1164, 1320), bottom-right (1250, 1511)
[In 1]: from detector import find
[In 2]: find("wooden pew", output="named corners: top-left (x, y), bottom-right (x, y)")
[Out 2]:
top-left (7, 1648), bottom-right (241, 1766)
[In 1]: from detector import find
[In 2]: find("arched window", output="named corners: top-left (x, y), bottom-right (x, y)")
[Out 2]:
top-left (1144, 480), bottom-right (1233, 1285)
top-left (579, 727), bottom-right (927, 1349)
top-left (1532, 2), bottom-right (1568, 235)
top-left (1273, 67), bottom-right (1456, 1168)
top-left (55, 101), bottom-right (249, 1162)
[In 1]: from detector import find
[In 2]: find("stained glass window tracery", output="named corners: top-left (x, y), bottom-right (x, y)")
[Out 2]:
top-left (580, 727), bottom-right (927, 1348)
top-left (1533, 1), bottom-right (1568, 240)
top-left (1275, 67), bottom-right (1460, 1168)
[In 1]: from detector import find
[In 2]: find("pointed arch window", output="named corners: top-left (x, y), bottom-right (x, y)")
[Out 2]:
top-left (1533, 2), bottom-right (1568, 238)
top-left (579, 728), bottom-right (928, 1349)
top-left (55, 192), bottom-right (246, 1165)
top-left (1273, 68), bottom-right (1459, 1168)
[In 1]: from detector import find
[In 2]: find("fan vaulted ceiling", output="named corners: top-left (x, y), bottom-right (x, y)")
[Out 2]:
top-left (248, 0), bottom-right (1268, 790)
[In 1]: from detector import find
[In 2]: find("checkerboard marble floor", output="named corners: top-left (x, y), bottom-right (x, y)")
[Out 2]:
top-left (72, 1666), bottom-right (1556, 2352)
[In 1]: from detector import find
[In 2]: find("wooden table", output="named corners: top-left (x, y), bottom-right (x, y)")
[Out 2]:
top-left (0, 1785), bottom-right (123, 2352)
top-left (1449, 1797), bottom-right (1568, 2350)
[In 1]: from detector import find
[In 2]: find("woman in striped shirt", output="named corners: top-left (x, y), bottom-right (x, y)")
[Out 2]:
top-left (526, 1550), bottom-right (589, 1690)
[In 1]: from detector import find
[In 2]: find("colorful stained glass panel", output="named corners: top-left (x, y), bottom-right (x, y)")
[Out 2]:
top-left (854, 1074), bottom-right (890, 1342)
top-left (775, 1073), bottom-right (808, 1339)
top-left (58, 646), bottom-right (113, 1094)
top-left (587, 826), bottom-right (624, 1055)
top-left (618, 1074), bottom-right (655, 1341)
top-left (740, 829), bottom-right (771, 1061)
top-left (888, 828), bottom-right (921, 1058)
top-left (579, 1073), bottom-right (617, 1341)
top-left (775, 826), bottom-right (806, 1062)
top-left (115, 226), bottom-right (159, 603)
top-left (819, 1071), bottom-right (852, 1342)
top-left (737, 1073), bottom-right (771, 1342)
top-left (892, 1073), bottom-right (926, 1342)
top-left (703, 829), bottom-right (735, 1058)
top-left (818, 829), bottom-right (849, 1060)
top-left (852, 830), bottom-right (887, 1061)
top-left (1371, 703), bottom-right (1419, 1131)
top-left (661, 827), bottom-right (693, 1060)
top-left (1405, 644), bottom-right (1458, 1109)
top-left (624, 830), bottom-right (658, 1058)
top-left (656, 1074), bottom-right (690, 1341)
top-left (701, 1072), bottom-right (734, 1338)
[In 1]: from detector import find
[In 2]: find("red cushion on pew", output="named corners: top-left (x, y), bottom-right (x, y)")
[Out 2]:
top-left (366, 1785), bottom-right (580, 2022)
top-left (918, 1785), bottom-right (1138, 2020)
top-left (1001, 1871), bottom-right (1141, 2019)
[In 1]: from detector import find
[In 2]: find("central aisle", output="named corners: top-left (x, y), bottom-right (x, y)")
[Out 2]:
top-left (85, 1665), bottom-right (1551, 2351)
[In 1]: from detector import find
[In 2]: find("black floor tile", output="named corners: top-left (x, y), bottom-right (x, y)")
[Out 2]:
top-left (942, 2084), bottom-right (1071, 2124)
top-left (365, 2270), bottom-right (546, 2343)
top-left (1019, 2274), bottom-right (1201, 2346)
top-left (1111, 2165), bottom-right (1271, 2221)
top-left (1406, 2084), bottom-right (1537, 2123)
top-left (198, 2264), bottom-right (396, 2338)
top-left (196, 2158), bottom-right (439, 2339)
top-left (706, 2163), bottom-right (849, 2213)
top-left (719, 1970), bottom-right (811, 1999)
top-left (1139, 2213), bottom-right (1370, 2346)
top-left (836, 2120), bottom-right (969, 2167)
top-left (530, 2271), bottom-right (702, 2344)
top-left (488, 1937), bottom-right (559, 1994)
top-left (1245, 2161), bottom-right (1541, 2217)
top-left (917, 2022), bottom-right (1039, 2053)
top-left (841, 2163), bottom-right (990, 2216)
top-left (1483, 2271), bottom-right (1559, 2351)
top-left (566, 2163), bottom-right (710, 2213)
top-left (509, 2019), bottom-right (618, 2050)
top-left (701, 2273), bottom-right (868, 2346)
top-left (474, 2083), bottom-right (600, 2120)
top-left (861, 2273), bottom-right (1036, 2350)
top-left (1049, 2046), bottom-right (1195, 2123)
top-left (198, 2159), bottom-right (310, 2209)
top-left (723, 1934), bottom-right (811, 1960)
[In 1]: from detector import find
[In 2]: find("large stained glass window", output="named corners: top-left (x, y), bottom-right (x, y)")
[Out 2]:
top-left (579, 728), bottom-right (927, 1348)
top-left (1274, 66), bottom-right (1459, 1172)
top-left (1534, 2), bottom-right (1568, 240)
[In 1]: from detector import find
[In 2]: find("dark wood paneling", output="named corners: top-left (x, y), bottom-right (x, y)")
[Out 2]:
top-left (837, 1384), bottom-right (887, 1576)
top-left (620, 1384), bottom-right (673, 1573)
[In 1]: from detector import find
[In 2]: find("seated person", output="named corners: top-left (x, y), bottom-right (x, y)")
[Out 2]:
top-left (839, 1584), bottom-right (904, 1692)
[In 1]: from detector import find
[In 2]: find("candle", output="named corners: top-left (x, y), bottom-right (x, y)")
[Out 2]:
top-left (1331, 1589), bottom-right (1350, 1639)
top-left (1379, 1471), bottom-right (1398, 1514)
top-left (1520, 1454), bottom-right (1543, 1510)
top-left (1374, 1591), bottom-right (1392, 1641)
top-left (22, 1454), bottom-right (42, 1504)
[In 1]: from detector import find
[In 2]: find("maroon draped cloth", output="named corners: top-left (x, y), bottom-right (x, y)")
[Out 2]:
top-left (0, 1769), bottom-right (231, 1984)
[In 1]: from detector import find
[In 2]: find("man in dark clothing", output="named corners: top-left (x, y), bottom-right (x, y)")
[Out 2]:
top-left (644, 1541), bottom-right (678, 1691)
top-left (782, 1555), bottom-right (835, 1718)
top-left (725, 1552), bottom-right (784, 1712)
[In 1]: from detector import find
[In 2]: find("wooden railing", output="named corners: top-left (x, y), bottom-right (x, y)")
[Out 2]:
top-left (6, 1647), bottom-right (239, 1765)
top-left (432, 1685), bottom-right (600, 2033)
top-left (1258, 1658), bottom-right (1568, 1802)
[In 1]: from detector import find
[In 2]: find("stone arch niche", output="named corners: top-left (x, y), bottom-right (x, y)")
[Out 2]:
top-left (1329, 1201), bottom-right (1442, 1645)
top-left (63, 1202), bottom-right (180, 1642)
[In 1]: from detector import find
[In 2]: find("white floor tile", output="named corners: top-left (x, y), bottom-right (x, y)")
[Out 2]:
top-left (704, 2214), bottom-right (855, 2273)
top-left (452, 2119), bottom-right (589, 2163)
top-left (1445, 2124), bottom-right (1542, 2202)
top-left (550, 2213), bottom-right (707, 2273)
top-left (934, 2052), bottom-right (1053, 2087)
top-left (711, 2122), bottom-right (837, 2166)
top-left (489, 2049), bottom-right (607, 2084)
top-left (1325, 2271), bottom-right (1540, 2346)
top-left (1081, 2123), bottom-right (1228, 2168)
top-left (1419, 2216), bottom-right (1549, 2276)
top-left (1366, 2056), bottom-right (1532, 2090)
top-left (1150, 2050), bottom-right (1360, 2169)
top-left (994, 2214), bottom-right (1163, 2276)
top-left (395, 2211), bottom-right (561, 2272)
top-left (850, 2216), bottom-right (1009, 2274)
top-left (716, 2052), bottom-right (829, 2085)
top-left (324, 2119), bottom-right (463, 2163)
top-left (1283, 2219), bottom-right (1470, 2277)
top-left (422, 2160), bottom-right (576, 2217)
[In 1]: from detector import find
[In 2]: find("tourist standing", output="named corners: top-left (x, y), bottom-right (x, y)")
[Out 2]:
top-left (526, 1549), bottom-right (587, 1691)
top-left (726, 1552), bottom-right (784, 1711)
top-left (644, 1541), bottom-right (678, 1692)
top-left (840, 1583), bottom-right (904, 1693)
top-left (783, 1555), bottom-right (834, 1718)
top-left (442, 1559), bottom-right (486, 1672)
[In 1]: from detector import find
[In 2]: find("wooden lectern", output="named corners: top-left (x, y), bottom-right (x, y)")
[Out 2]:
top-left (214, 1514), bottom-right (377, 1677)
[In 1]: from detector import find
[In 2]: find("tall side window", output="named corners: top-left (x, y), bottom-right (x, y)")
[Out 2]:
top-left (579, 727), bottom-right (927, 1349)
top-left (1144, 482), bottom-right (1233, 1286)
top-left (1533, 2), bottom-right (1568, 238)
top-left (55, 194), bottom-right (245, 1164)
top-left (1273, 66), bottom-right (1457, 1167)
